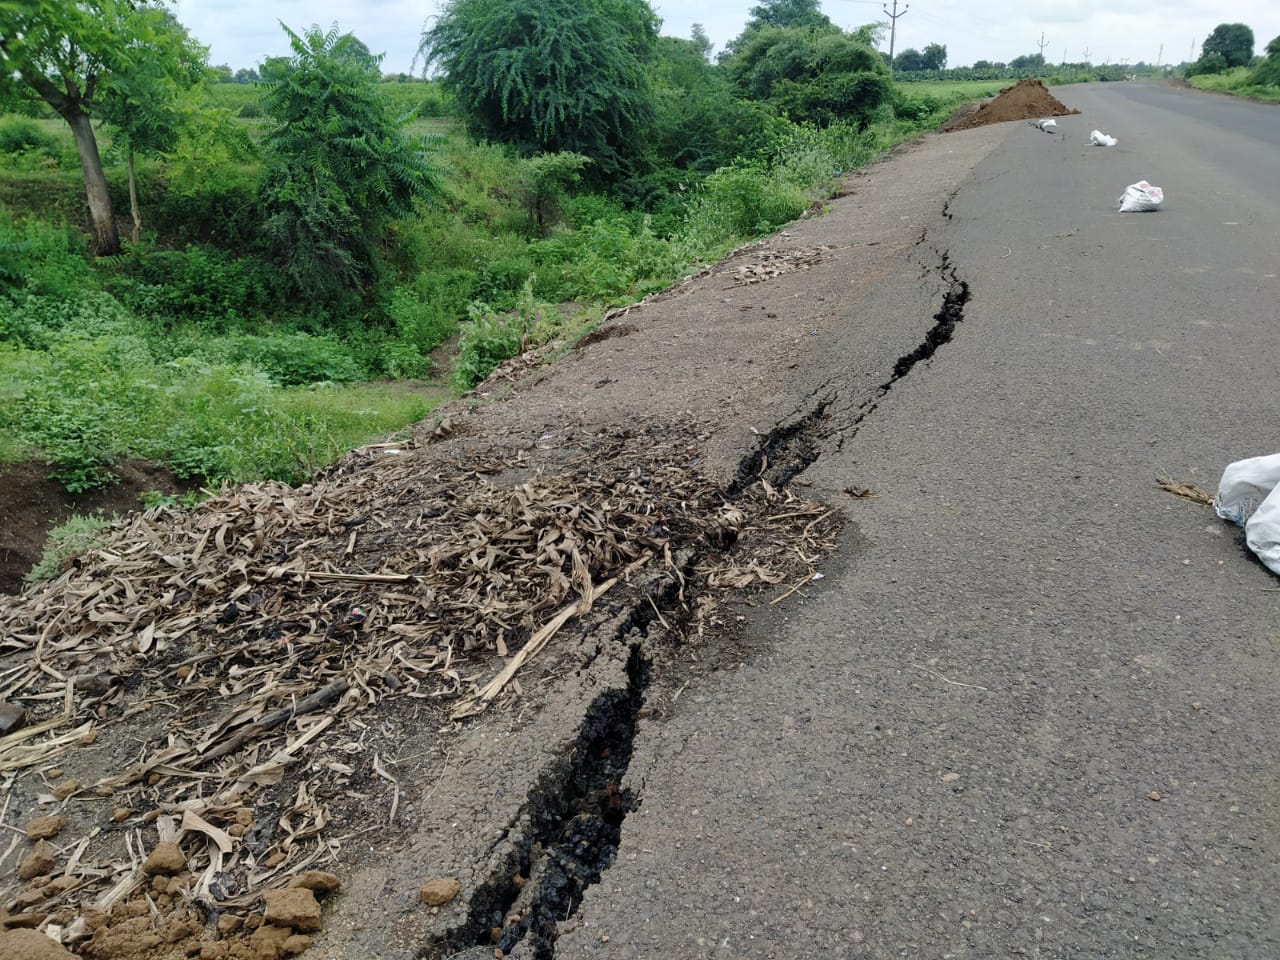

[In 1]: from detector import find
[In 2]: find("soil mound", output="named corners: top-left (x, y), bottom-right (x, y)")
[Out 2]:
top-left (942, 77), bottom-right (1080, 132)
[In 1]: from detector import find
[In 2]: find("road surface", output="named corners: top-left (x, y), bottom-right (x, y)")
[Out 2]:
top-left (553, 81), bottom-right (1280, 960)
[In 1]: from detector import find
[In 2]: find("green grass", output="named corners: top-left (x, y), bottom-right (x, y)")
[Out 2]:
top-left (896, 79), bottom-right (1010, 101)
top-left (1188, 67), bottom-right (1280, 102)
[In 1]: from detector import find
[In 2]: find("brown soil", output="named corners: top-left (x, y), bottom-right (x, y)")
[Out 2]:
top-left (942, 77), bottom-right (1081, 131)
top-left (0, 461), bottom-right (198, 596)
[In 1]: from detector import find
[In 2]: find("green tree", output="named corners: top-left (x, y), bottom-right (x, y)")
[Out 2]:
top-left (722, 24), bottom-right (889, 127)
top-left (419, 0), bottom-right (659, 180)
top-left (233, 67), bottom-right (260, 83)
top-left (747, 0), bottom-right (832, 30)
top-left (1009, 52), bottom-right (1046, 71)
top-left (96, 12), bottom-right (208, 243)
top-left (258, 23), bottom-right (438, 298)
top-left (1201, 23), bottom-right (1254, 68)
top-left (1246, 35), bottom-right (1280, 86)
top-left (894, 48), bottom-right (925, 72)
top-left (0, 0), bottom-right (207, 255)
top-left (921, 42), bottom-right (947, 70)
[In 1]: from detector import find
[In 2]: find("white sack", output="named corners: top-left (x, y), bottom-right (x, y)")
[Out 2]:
top-left (1090, 129), bottom-right (1117, 146)
top-left (1117, 180), bottom-right (1163, 212)
top-left (1215, 453), bottom-right (1280, 526)
top-left (1246, 484), bottom-right (1280, 576)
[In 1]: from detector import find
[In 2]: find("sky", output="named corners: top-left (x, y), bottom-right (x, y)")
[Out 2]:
top-left (171, 0), bottom-right (1280, 74)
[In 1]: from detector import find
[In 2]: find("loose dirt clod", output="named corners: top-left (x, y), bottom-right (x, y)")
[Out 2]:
top-left (0, 928), bottom-right (77, 960)
top-left (942, 77), bottom-right (1081, 131)
top-left (420, 878), bottom-right (463, 907)
top-left (23, 814), bottom-right (67, 840)
top-left (262, 888), bottom-right (322, 932)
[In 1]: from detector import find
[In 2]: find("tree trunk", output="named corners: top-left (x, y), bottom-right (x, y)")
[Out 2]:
top-left (64, 109), bottom-right (120, 256)
top-left (127, 145), bottom-right (141, 245)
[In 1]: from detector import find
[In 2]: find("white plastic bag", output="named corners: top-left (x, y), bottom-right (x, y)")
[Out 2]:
top-left (1216, 454), bottom-right (1280, 525)
top-left (1216, 453), bottom-right (1280, 575)
top-left (1037, 118), bottom-right (1057, 131)
top-left (1117, 180), bottom-right (1163, 212)
top-left (1246, 485), bottom-right (1280, 575)
top-left (1090, 129), bottom-right (1117, 146)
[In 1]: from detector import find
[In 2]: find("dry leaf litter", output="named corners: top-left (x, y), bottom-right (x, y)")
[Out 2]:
top-left (0, 421), bottom-right (840, 958)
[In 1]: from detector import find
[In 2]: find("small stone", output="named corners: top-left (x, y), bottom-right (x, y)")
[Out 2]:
top-left (111, 807), bottom-right (134, 823)
top-left (76, 730), bottom-right (96, 746)
top-left (13, 888), bottom-right (47, 910)
top-left (22, 816), bottom-right (67, 841)
top-left (281, 934), bottom-right (312, 956)
top-left (1148, 791), bottom-right (1162, 801)
top-left (216, 914), bottom-right (244, 936)
top-left (143, 841), bottom-right (187, 876)
top-left (2, 911), bottom-right (46, 929)
top-left (0, 703), bottom-right (26, 737)
top-left (288, 870), bottom-right (340, 893)
top-left (418, 878), bottom-right (461, 907)
top-left (0, 927), bottom-right (77, 960)
top-left (94, 785), bottom-right (114, 798)
top-left (263, 851), bottom-right (287, 868)
top-left (249, 924), bottom-right (294, 954)
top-left (46, 769), bottom-right (62, 780)
top-left (262, 887), bottom-right (322, 933)
top-left (227, 823), bottom-right (247, 838)
top-left (50, 780), bottom-right (81, 801)
top-left (18, 841), bottom-right (56, 881)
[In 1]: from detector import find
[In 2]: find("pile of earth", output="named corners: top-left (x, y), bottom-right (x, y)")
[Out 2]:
top-left (942, 77), bottom-right (1081, 132)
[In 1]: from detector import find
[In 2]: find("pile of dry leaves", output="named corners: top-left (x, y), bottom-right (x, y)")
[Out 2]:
top-left (0, 422), bottom-right (839, 957)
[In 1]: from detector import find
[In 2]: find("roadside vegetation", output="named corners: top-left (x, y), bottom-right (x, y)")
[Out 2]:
top-left (1184, 25), bottom-right (1280, 102)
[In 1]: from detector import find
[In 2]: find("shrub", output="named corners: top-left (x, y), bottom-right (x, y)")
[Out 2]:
top-left (25, 512), bottom-right (114, 584)
top-left (0, 116), bottom-right (59, 156)
top-left (452, 308), bottom-right (523, 390)
top-left (103, 244), bottom-right (285, 327)
top-left (222, 332), bottom-right (366, 386)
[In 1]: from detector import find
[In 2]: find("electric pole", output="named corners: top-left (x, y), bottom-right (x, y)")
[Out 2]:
top-left (1037, 31), bottom-right (1049, 64)
top-left (883, 0), bottom-right (908, 78)
top-left (1156, 42), bottom-right (1163, 67)
top-left (1082, 46), bottom-right (1090, 66)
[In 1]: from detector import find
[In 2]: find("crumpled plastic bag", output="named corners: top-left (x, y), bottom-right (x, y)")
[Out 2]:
top-left (1215, 453), bottom-right (1280, 576)
top-left (1090, 129), bottom-right (1117, 146)
top-left (1036, 118), bottom-right (1057, 131)
top-left (1117, 180), bottom-right (1163, 212)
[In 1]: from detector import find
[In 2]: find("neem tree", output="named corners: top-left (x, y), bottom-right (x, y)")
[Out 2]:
top-left (0, 0), bottom-right (205, 255)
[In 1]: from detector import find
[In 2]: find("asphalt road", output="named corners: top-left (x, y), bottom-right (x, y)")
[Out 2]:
top-left (555, 83), bottom-right (1280, 959)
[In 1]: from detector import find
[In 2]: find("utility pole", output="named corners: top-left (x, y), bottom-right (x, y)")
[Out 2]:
top-left (883, 0), bottom-right (908, 78)
top-left (1037, 31), bottom-right (1049, 63)
top-left (1156, 42), bottom-right (1163, 67)
top-left (1082, 46), bottom-right (1091, 66)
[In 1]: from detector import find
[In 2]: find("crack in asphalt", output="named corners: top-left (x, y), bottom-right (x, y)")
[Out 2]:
top-left (423, 243), bottom-right (971, 960)
top-left (732, 247), bottom-right (971, 488)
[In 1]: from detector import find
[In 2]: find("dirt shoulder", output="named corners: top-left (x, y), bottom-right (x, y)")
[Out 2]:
top-left (0, 124), bottom-right (1011, 960)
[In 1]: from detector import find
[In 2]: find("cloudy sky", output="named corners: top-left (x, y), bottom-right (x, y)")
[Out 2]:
top-left (171, 0), bottom-right (1280, 73)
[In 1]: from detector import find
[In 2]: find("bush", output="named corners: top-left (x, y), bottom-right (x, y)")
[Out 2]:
top-left (0, 216), bottom-right (95, 301)
top-left (0, 116), bottom-right (59, 156)
top-left (221, 332), bottom-right (366, 386)
top-left (452, 309), bottom-right (524, 389)
top-left (103, 244), bottom-right (285, 327)
top-left (25, 512), bottom-right (114, 584)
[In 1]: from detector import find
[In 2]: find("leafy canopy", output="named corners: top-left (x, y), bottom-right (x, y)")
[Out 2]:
top-left (418, 0), bottom-right (660, 180)
top-left (1201, 23), bottom-right (1254, 69)
top-left (721, 24), bottom-right (889, 127)
top-left (258, 23), bottom-right (438, 298)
